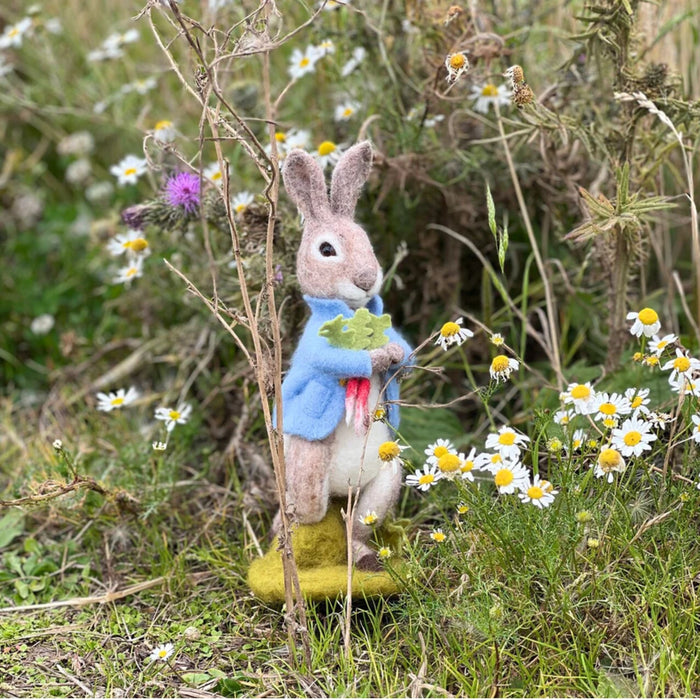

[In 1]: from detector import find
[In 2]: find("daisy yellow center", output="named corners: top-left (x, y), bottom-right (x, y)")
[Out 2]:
top-left (623, 431), bottom-right (641, 446)
top-left (638, 308), bottom-right (658, 325)
top-left (235, 204), bottom-right (247, 213)
top-left (560, 415), bottom-right (570, 425)
top-left (343, 108), bottom-right (353, 117)
top-left (631, 396), bottom-right (643, 408)
top-left (211, 171), bottom-right (222, 180)
top-left (379, 441), bottom-right (400, 461)
top-left (125, 238), bottom-right (148, 252)
top-left (433, 445), bottom-right (449, 459)
top-left (491, 355), bottom-right (510, 372)
top-left (126, 267), bottom-right (138, 277)
top-left (490, 454), bottom-right (502, 464)
top-left (124, 168), bottom-right (137, 176)
top-left (431, 531), bottom-right (446, 542)
top-left (9, 28), bottom-right (20, 38)
top-left (481, 84), bottom-right (499, 96)
top-left (527, 485), bottom-right (544, 500)
top-left (110, 397), bottom-right (124, 406)
top-left (449, 53), bottom-right (466, 69)
top-left (378, 547), bottom-right (391, 558)
top-left (299, 57), bottom-right (310, 68)
top-left (374, 408), bottom-right (386, 420)
top-left (599, 402), bottom-right (616, 416)
top-left (168, 410), bottom-right (181, 421)
top-left (362, 513), bottom-right (378, 525)
top-left (645, 356), bottom-right (659, 366)
top-left (460, 460), bottom-right (474, 473)
top-left (155, 120), bottom-right (172, 130)
top-left (318, 141), bottom-right (336, 157)
top-left (437, 453), bottom-right (461, 472)
top-left (548, 438), bottom-right (562, 450)
top-left (541, 480), bottom-right (554, 493)
top-left (275, 132), bottom-right (286, 142)
top-left (418, 473), bottom-right (435, 486)
top-left (457, 504), bottom-right (469, 513)
top-left (603, 418), bottom-right (617, 428)
top-left (158, 649), bottom-right (168, 658)
top-left (656, 340), bottom-right (668, 350)
top-left (599, 448), bottom-right (622, 469)
top-left (633, 352), bottom-right (643, 362)
top-left (570, 384), bottom-right (591, 400)
top-left (494, 469), bottom-right (513, 487)
top-left (498, 432), bottom-right (516, 446)
top-left (440, 321), bottom-right (460, 337)
top-left (491, 334), bottom-right (504, 345)
top-left (572, 439), bottom-right (582, 448)
top-left (673, 356), bottom-right (691, 372)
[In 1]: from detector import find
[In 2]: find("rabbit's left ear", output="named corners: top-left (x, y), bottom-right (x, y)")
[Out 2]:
top-left (329, 141), bottom-right (373, 217)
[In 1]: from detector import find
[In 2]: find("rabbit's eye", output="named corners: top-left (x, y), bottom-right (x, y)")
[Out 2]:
top-left (319, 242), bottom-right (337, 257)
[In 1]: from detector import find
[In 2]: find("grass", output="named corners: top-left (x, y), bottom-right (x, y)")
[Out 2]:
top-left (3, 0), bottom-right (700, 696)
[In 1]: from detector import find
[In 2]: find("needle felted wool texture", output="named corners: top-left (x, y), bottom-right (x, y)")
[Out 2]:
top-left (275, 294), bottom-right (412, 441)
top-left (247, 503), bottom-right (403, 603)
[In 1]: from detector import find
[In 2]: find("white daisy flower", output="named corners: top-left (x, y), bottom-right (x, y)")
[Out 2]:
top-left (489, 354), bottom-right (519, 383)
top-left (110, 155), bottom-right (148, 186)
top-left (340, 46), bottom-right (366, 77)
top-left (490, 333), bottom-right (505, 346)
top-left (154, 403), bottom-right (192, 432)
top-left (670, 375), bottom-right (700, 397)
top-left (30, 313), bottom-right (55, 335)
top-left (231, 191), bottom-right (254, 215)
top-left (288, 46), bottom-right (320, 80)
top-left (445, 52), bottom-right (469, 84)
top-left (593, 446), bottom-right (626, 482)
top-left (458, 448), bottom-right (478, 482)
top-left (113, 257), bottom-right (144, 285)
top-left (474, 451), bottom-right (506, 472)
top-left (103, 29), bottom-right (139, 50)
top-left (435, 317), bottom-right (474, 351)
top-left (122, 77), bottom-right (157, 95)
top-left (203, 162), bottom-right (224, 185)
top-left (430, 528), bottom-right (447, 543)
top-left (334, 101), bottom-right (360, 122)
top-left (314, 140), bottom-right (345, 169)
top-left (649, 333), bottom-right (677, 356)
top-left (313, 38), bottom-right (335, 58)
top-left (285, 128), bottom-right (312, 151)
top-left (518, 474), bottom-right (557, 508)
top-left (434, 451), bottom-right (463, 479)
top-left (491, 460), bottom-right (530, 494)
top-left (624, 387), bottom-right (650, 416)
top-left (321, 0), bottom-right (352, 10)
top-left (405, 463), bottom-right (441, 491)
top-left (153, 119), bottom-right (176, 144)
top-left (562, 381), bottom-right (597, 415)
top-left (610, 417), bottom-right (656, 457)
top-left (148, 643), bottom-right (174, 662)
top-left (53, 439), bottom-right (63, 451)
top-left (469, 83), bottom-right (511, 114)
top-left (358, 510), bottom-right (378, 526)
top-left (553, 409), bottom-right (574, 426)
top-left (0, 17), bottom-right (32, 49)
top-left (662, 349), bottom-right (700, 386)
top-left (378, 441), bottom-right (408, 472)
top-left (691, 415), bottom-right (700, 444)
top-left (96, 387), bottom-right (139, 412)
top-left (423, 114), bottom-right (445, 128)
top-left (87, 45), bottom-right (123, 61)
top-left (107, 231), bottom-right (150, 257)
top-left (424, 438), bottom-right (456, 465)
top-left (627, 307), bottom-right (661, 337)
top-left (593, 392), bottom-right (632, 424)
top-left (484, 426), bottom-right (530, 460)
top-left (568, 428), bottom-right (586, 453)
top-left (152, 441), bottom-right (168, 451)
top-left (647, 411), bottom-right (673, 431)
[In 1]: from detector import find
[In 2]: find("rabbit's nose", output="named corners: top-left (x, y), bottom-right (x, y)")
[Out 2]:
top-left (353, 269), bottom-right (377, 292)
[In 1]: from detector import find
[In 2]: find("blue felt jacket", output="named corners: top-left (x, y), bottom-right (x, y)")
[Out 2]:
top-left (275, 295), bottom-right (413, 441)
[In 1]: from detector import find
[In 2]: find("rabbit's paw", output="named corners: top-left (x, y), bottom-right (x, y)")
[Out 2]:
top-left (369, 342), bottom-right (405, 372)
top-left (353, 540), bottom-right (383, 571)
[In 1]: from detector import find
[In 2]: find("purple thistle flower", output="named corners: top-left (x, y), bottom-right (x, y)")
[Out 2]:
top-left (165, 172), bottom-right (201, 214)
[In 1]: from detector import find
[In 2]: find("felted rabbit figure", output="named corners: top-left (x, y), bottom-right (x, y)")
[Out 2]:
top-left (276, 140), bottom-right (412, 571)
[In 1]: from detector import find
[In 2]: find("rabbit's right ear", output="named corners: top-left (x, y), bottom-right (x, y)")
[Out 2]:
top-left (282, 149), bottom-right (330, 220)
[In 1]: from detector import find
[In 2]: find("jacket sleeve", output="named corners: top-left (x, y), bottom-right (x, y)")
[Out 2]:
top-left (300, 327), bottom-right (373, 378)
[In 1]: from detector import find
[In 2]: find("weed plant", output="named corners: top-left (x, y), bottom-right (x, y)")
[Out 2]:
top-left (2, 0), bottom-right (700, 696)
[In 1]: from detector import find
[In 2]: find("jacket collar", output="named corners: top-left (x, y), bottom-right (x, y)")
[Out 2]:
top-left (304, 295), bottom-right (384, 318)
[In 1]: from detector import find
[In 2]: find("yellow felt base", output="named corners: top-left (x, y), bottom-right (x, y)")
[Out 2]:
top-left (248, 504), bottom-right (403, 603)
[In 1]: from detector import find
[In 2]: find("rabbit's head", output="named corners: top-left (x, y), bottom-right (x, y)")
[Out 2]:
top-left (282, 141), bottom-right (382, 309)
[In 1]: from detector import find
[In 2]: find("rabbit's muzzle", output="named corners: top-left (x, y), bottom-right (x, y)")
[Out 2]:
top-left (353, 269), bottom-right (378, 292)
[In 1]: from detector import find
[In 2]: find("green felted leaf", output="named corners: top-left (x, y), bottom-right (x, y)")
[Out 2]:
top-left (318, 309), bottom-right (391, 350)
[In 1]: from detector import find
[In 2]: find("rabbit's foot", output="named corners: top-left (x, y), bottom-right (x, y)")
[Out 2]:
top-left (352, 540), bottom-right (382, 571)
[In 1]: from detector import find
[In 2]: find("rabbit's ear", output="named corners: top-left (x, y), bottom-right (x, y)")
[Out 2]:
top-left (329, 141), bottom-right (373, 217)
top-left (282, 149), bottom-right (330, 220)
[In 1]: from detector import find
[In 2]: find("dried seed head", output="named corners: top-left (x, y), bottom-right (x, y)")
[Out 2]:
top-left (513, 82), bottom-right (535, 107)
top-left (444, 5), bottom-right (464, 25)
top-left (504, 64), bottom-right (525, 86)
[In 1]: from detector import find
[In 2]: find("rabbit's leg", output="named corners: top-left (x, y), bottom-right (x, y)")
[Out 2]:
top-left (286, 434), bottom-right (333, 524)
top-left (351, 464), bottom-right (403, 570)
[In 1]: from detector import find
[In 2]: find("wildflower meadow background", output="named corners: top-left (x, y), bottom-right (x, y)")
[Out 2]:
top-left (2, 0), bottom-right (700, 696)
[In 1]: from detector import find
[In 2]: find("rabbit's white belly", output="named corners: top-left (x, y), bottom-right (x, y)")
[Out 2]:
top-left (328, 375), bottom-right (392, 496)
